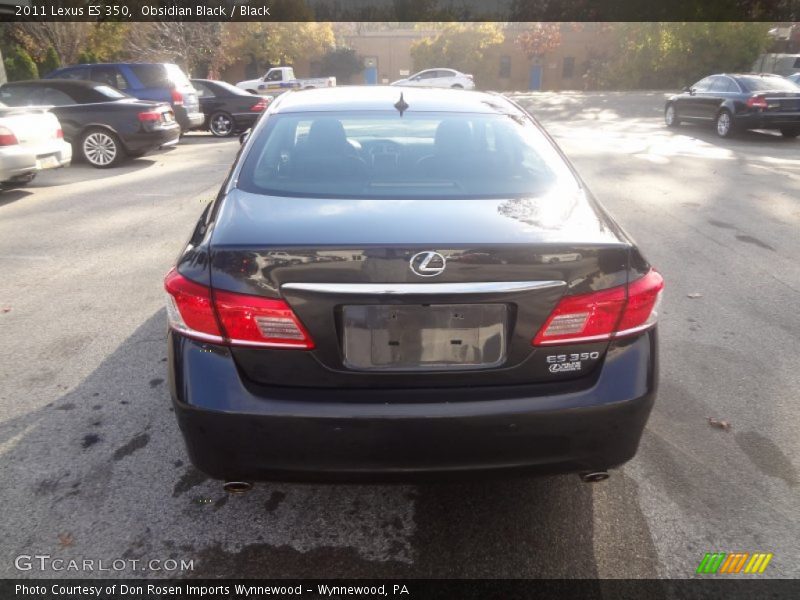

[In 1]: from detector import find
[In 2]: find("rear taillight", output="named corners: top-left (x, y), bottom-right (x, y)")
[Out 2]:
top-left (164, 269), bottom-right (223, 342)
top-left (533, 269), bottom-right (664, 346)
top-left (0, 126), bottom-right (18, 146)
top-left (171, 89), bottom-right (184, 105)
top-left (746, 95), bottom-right (768, 109)
top-left (55, 128), bottom-right (63, 139)
top-left (249, 98), bottom-right (268, 112)
top-left (466, 74), bottom-right (474, 80)
top-left (214, 289), bottom-right (315, 349)
top-left (164, 269), bottom-right (314, 349)
top-left (137, 111), bottom-right (161, 122)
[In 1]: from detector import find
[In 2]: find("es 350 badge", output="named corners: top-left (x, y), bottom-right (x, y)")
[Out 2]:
top-left (546, 352), bottom-right (600, 373)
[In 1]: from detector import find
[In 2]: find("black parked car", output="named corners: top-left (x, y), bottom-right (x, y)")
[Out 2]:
top-left (165, 87), bottom-right (663, 486)
top-left (191, 79), bottom-right (271, 137)
top-left (665, 73), bottom-right (800, 138)
top-left (46, 63), bottom-right (204, 133)
top-left (0, 80), bottom-right (180, 168)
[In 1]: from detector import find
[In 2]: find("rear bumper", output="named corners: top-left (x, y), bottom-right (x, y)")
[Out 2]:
top-left (169, 330), bottom-right (658, 481)
top-left (122, 126), bottom-right (181, 154)
top-left (0, 140), bottom-right (72, 182)
top-left (175, 107), bottom-right (205, 131)
top-left (736, 111), bottom-right (800, 129)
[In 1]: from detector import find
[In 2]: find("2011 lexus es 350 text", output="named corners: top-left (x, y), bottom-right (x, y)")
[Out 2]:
top-left (165, 87), bottom-right (663, 484)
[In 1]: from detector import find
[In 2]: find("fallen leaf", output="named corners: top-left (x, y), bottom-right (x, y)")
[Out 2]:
top-left (707, 417), bottom-right (732, 431)
top-left (58, 532), bottom-right (75, 548)
top-left (687, 293), bottom-right (703, 299)
top-left (1, 307), bottom-right (11, 313)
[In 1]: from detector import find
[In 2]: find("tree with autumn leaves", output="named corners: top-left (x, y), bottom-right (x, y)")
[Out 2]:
top-left (1, 21), bottom-right (338, 81)
top-left (514, 23), bottom-right (564, 61)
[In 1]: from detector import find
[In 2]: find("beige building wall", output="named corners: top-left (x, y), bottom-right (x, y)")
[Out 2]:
top-left (344, 25), bottom-right (615, 91)
top-left (342, 29), bottom-right (438, 84)
top-left (220, 26), bottom-right (615, 91)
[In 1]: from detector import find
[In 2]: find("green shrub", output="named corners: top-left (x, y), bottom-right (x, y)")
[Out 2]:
top-left (4, 46), bottom-right (38, 82)
top-left (39, 46), bottom-right (61, 76)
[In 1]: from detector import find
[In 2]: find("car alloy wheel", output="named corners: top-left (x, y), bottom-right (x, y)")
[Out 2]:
top-left (716, 111), bottom-right (733, 137)
top-left (82, 130), bottom-right (120, 168)
top-left (210, 112), bottom-right (234, 137)
top-left (665, 104), bottom-right (679, 127)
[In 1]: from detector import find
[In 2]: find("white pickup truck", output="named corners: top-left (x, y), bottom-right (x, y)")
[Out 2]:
top-left (236, 67), bottom-right (336, 95)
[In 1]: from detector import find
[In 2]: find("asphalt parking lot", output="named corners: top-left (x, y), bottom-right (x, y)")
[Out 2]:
top-left (0, 92), bottom-right (798, 579)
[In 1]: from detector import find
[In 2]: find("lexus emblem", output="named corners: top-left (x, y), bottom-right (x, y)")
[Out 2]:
top-left (409, 251), bottom-right (446, 277)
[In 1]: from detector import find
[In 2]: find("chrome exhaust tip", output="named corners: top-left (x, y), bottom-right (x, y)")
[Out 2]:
top-left (579, 471), bottom-right (609, 483)
top-left (223, 481), bottom-right (253, 494)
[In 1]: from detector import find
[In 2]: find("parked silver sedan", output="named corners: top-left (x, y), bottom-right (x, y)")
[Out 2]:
top-left (0, 101), bottom-right (72, 188)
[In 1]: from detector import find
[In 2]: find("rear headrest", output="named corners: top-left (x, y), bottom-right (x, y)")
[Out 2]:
top-left (306, 118), bottom-right (348, 154)
top-left (434, 120), bottom-right (473, 155)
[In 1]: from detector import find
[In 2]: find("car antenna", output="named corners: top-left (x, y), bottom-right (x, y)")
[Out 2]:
top-left (394, 92), bottom-right (409, 117)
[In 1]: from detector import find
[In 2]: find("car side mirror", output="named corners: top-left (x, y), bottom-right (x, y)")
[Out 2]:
top-left (689, 87), bottom-right (696, 95)
top-left (239, 130), bottom-right (250, 145)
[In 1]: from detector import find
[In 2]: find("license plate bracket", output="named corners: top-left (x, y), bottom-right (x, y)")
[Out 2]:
top-left (342, 304), bottom-right (507, 371)
top-left (36, 154), bottom-right (59, 169)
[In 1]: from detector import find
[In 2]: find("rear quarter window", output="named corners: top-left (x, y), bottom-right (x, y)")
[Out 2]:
top-left (128, 64), bottom-right (169, 88)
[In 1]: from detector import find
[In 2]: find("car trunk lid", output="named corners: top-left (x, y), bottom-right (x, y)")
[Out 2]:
top-left (207, 190), bottom-right (632, 388)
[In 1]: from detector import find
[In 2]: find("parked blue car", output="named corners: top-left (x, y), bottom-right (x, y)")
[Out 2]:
top-left (45, 63), bottom-right (204, 132)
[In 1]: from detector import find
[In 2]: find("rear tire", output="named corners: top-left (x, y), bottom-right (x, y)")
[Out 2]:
top-left (209, 111), bottom-right (235, 137)
top-left (451, 84), bottom-right (464, 89)
top-left (780, 127), bottom-right (800, 138)
top-left (80, 127), bottom-right (124, 168)
top-left (664, 103), bottom-right (680, 127)
top-left (715, 109), bottom-right (734, 138)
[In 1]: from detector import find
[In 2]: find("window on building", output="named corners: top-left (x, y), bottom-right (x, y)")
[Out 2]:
top-left (499, 56), bottom-right (511, 78)
top-left (562, 57), bottom-right (575, 79)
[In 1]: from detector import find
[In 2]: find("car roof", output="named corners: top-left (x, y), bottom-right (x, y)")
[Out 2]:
top-left (270, 86), bottom-right (522, 115)
top-left (55, 62), bottom-right (173, 68)
top-left (2, 78), bottom-right (103, 89)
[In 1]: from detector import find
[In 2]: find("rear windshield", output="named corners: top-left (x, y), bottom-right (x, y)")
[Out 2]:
top-left (212, 80), bottom-right (253, 96)
top-left (738, 75), bottom-right (800, 92)
top-left (237, 111), bottom-right (578, 199)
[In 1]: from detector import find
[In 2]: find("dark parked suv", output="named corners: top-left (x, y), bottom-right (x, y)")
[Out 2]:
top-left (165, 87), bottom-right (663, 486)
top-left (46, 63), bottom-right (204, 132)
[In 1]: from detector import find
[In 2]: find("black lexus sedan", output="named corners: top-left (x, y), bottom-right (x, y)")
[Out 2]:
top-left (665, 73), bottom-right (800, 138)
top-left (0, 79), bottom-right (180, 167)
top-left (165, 87), bottom-right (663, 485)
top-left (190, 79), bottom-right (271, 137)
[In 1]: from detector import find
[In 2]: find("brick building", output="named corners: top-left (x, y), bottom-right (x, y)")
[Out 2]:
top-left (341, 24), bottom-right (615, 91)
